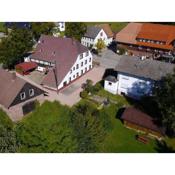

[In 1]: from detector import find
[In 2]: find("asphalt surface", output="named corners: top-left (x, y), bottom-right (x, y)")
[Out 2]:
top-left (93, 49), bottom-right (122, 69)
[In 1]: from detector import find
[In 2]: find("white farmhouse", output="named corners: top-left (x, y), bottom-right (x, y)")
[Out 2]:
top-left (52, 22), bottom-right (65, 37)
top-left (55, 22), bottom-right (65, 32)
top-left (81, 24), bottom-right (113, 48)
top-left (104, 56), bottom-right (174, 99)
top-left (24, 35), bottom-right (93, 91)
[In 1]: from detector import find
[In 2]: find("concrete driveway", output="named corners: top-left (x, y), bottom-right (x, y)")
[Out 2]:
top-left (45, 66), bottom-right (105, 106)
top-left (93, 49), bottom-right (122, 69)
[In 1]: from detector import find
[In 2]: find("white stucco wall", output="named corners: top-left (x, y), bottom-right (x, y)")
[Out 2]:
top-left (104, 72), bottom-right (154, 99)
top-left (117, 73), bottom-right (153, 99)
top-left (81, 29), bottom-right (112, 48)
top-left (57, 50), bottom-right (93, 89)
top-left (104, 80), bottom-right (118, 94)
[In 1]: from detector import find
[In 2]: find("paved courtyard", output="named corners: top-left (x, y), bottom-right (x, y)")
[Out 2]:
top-left (17, 66), bottom-right (105, 107)
top-left (93, 49), bottom-right (122, 69)
top-left (26, 71), bottom-right (46, 84)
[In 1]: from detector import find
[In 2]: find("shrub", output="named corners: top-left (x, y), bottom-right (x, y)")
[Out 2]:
top-left (93, 82), bottom-right (103, 93)
top-left (80, 90), bottom-right (88, 98)
top-left (117, 47), bottom-right (127, 55)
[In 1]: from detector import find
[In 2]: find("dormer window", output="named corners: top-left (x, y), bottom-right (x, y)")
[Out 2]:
top-left (29, 89), bottom-right (34, 97)
top-left (20, 92), bottom-right (26, 100)
top-left (52, 51), bottom-right (56, 56)
top-left (100, 32), bottom-right (103, 36)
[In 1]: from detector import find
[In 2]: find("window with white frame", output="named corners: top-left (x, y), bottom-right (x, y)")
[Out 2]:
top-left (80, 54), bottom-right (83, 59)
top-left (85, 60), bottom-right (87, 64)
top-left (86, 51), bottom-right (89, 56)
top-left (29, 89), bottom-right (34, 97)
top-left (89, 57), bottom-right (91, 62)
top-left (20, 92), bottom-right (26, 100)
top-left (76, 64), bottom-right (79, 69)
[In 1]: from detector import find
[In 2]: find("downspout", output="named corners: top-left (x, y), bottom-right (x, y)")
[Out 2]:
top-left (53, 60), bottom-right (59, 94)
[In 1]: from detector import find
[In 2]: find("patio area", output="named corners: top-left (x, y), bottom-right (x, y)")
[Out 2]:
top-left (25, 71), bottom-right (46, 84)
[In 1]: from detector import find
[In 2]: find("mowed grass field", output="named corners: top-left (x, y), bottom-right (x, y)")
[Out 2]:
top-left (98, 104), bottom-right (157, 153)
top-left (86, 22), bottom-right (128, 32)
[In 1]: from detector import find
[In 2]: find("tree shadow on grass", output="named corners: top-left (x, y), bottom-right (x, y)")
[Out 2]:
top-left (116, 107), bottom-right (125, 120)
top-left (154, 140), bottom-right (175, 153)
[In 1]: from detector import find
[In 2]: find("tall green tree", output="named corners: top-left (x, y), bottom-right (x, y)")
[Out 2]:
top-left (16, 101), bottom-right (77, 153)
top-left (0, 109), bottom-right (17, 153)
top-left (0, 28), bottom-right (33, 69)
top-left (153, 69), bottom-right (175, 135)
top-left (95, 39), bottom-right (106, 53)
top-left (70, 102), bottom-right (106, 152)
top-left (30, 22), bottom-right (55, 41)
top-left (65, 22), bottom-right (87, 41)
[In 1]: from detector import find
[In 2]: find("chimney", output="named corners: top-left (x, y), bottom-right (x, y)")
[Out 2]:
top-left (11, 72), bottom-right (16, 81)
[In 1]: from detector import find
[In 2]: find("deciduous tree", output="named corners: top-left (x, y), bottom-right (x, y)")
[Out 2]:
top-left (0, 28), bottom-right (33, 69)
top-left (153, 69), bottom-right (175, 135)
top-left (70, 102), bottom-right (106, 152)
top-left (16, 101), bottom-right (77, 153)
top-left (95, 39), bottom-right (106, 53)
top-left (30, 22), bottom-right (55, 41)
top-left (0, 109), bottom-right (17, 153)
top-left (65, 22), bottom-right (87, 41)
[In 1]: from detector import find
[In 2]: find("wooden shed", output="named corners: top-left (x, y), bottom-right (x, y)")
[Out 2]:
top-left (121, 107), bottom-right (164, 138)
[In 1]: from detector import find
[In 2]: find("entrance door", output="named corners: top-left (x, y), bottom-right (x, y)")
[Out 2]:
top-left (63, 81), bottom-right (67, 86)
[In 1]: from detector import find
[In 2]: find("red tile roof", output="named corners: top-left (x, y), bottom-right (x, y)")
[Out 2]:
top-left (96, 24), bottom-right (113, 38)
top-left (137, 23), bottom-right (175, 44)
top-left (121, 107), bottom-right (164, 134)
top-left (15, 62), bottom-right (38, 72)
top-left (116, 23), bottom-right (175, 51)
top-left (115, 23), bottom-right (142, 44)
top-left (31, 35), bottom-right (88, 88)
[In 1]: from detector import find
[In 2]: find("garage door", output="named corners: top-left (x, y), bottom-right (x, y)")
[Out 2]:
top-left (22, 101), bottom-right (36, 115)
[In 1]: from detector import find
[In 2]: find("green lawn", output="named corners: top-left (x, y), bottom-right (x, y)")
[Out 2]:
top-left (0, 92), bottom-right (174, 153)
top-left (98, 104), bottom-right (157, 153)
top-left (86, 22), bottom-right (128, 32)
top-left (78, 94), bottom-right (157, 153)
top-left (96, 88), bottom-right (137, 106)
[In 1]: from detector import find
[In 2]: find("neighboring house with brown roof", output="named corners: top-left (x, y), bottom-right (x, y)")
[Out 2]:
top-left (0, 68), bottom-right (45, 121)
top-left (121, 107), bottom-right (164, 138)
top-left (115, 22), bottom-right (175, 57)
top-left (104, 55), bottom-right (174, 99)
top-left (81, 24), bottom-right (113, 48)
top-left (24, 35), bottom-right (93, 91)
